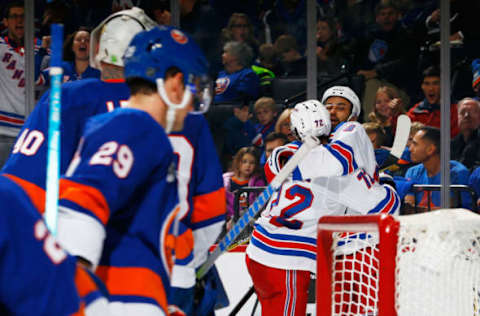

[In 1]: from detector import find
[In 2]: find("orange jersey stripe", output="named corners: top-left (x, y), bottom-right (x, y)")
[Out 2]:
top-left (75, 265), bottom-right (98, 298)
top-left (96, 266), bottom-right (168, 313)
top-left (175, 228), bottom-right (194, 260)
top-left (191, 188), bottom-right (226, 224)
top-left (59, 179), bottom-right (110, 225)
top-left (4, 174), bottom-right (46, 214)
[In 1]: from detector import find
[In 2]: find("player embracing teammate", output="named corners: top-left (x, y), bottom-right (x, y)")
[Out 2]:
top-left (246, 86), bottom-right (400, 316)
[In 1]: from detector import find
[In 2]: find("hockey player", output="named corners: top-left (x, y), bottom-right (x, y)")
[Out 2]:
top-left (1, 7), bottom-right (157, 211)
top-left (246, 89), bottom-right (400, 315)
top-left (56, 26), bottom-right (213, 316)
top-left (0, 174), bottom-right (108, 315)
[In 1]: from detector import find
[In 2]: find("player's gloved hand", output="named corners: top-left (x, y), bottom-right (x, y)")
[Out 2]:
top-left (265, 145), bottom-right (297, 182)
top-left (290, 99), bottom-right (331, 142)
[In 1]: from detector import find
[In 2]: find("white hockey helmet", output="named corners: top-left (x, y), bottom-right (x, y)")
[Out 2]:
top-left (90, 7), bottom-right (157, 69)
top-left (290, 99), bottom-right (331, 141)
top-left (321, 86), bottom-right (361, 120)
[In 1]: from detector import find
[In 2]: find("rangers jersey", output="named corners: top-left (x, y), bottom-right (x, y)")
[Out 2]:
top-left (247, 122), bottom-right (400, 272)
top-left (168, 113), bottom-right (226, 288)
top-left (2, 78), bottom-right (130, 213)
top-left (56, 108), bottom-right (179, 315)
top-left (0, 174), bottom-right (108, 316)
top-left (0, 36), bottom-right (47, 136)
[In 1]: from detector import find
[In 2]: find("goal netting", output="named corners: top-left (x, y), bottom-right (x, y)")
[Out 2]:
top-left (316, 209), bottom-right (480, 316)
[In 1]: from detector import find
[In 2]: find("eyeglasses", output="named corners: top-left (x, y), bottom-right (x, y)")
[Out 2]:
top-left (8, 14), bottom-right (24, 20)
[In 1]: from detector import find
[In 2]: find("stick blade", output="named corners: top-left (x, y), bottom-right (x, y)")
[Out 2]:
top-left (390, 114), bottom-right (411, 159)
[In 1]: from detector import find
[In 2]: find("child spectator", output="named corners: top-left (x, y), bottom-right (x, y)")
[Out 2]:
top-left (253, 97), bottom-right (278, 146)
top-left (223, 147), bottom-right (266, 228)
top-left (223, 103), bottom-right (257, 159)
top-left (274, 34), bottom-right (307, 77)
top-left (363, 122), bottom-right (389, 167)
top-left (275, 107), bottom-right (296, 142)
top-left (368, 86), bottom-right (405, 146)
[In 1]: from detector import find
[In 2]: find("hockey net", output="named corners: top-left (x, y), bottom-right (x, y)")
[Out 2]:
top-left (316, 209), bottom-right (480, 316)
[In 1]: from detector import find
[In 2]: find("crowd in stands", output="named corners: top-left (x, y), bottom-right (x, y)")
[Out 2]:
top-left (2, 0), bottom-right (480, 223)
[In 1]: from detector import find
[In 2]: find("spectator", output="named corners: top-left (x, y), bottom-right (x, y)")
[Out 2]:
top-left (180, 0), bottom-right (223, 75)
top-left (363, 121), bottom-right (390, 167)
top-left (149, 0), bottom-right (171, 25)
top-left (368, 85), bottom-right (406, 146)
top-left (264, 132), bottom-right (288, 161)
top-left (262, 0), bottom-right (308, 53)
top-left (424, 1), bottom-right (480, 55)
top-left (41, 27), bottom-right (100, 86)
top-left (220, 12), bottom-right (259, 59)
top-left (274, 107), bottom-right (295, 142)
top-left (353, 0), bottom-right (417, 110)
top-left (223, 146), bottom-right (265, 227)
top-left (274, 34), bottom-right (306, 77)
top-left (39, 0), bottom-right (74, 37)
top-left (223, 103), bottom-right (257, 159)
top-left (214, 41), bottom-right (260, 104)
top-left (451, 97), bottom-right (480, 171)
top-left (0, 1), bottom-right (49, 166)
top-left (404, 126), bottom-right (471, 209)
top-left (316, 16), bottom-right (350, 76)
top-left (253, 96), bottom-right (278, 146)
top-left (407, 66), bottom-right (459, 137)
top-left (252, 43), bottom-right (278, 97)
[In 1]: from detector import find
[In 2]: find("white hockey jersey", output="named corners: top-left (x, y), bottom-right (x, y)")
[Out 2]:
top-left (246, 122), bottom-right (400, 272)
top-left (0, 36), bottom-right (45, 137)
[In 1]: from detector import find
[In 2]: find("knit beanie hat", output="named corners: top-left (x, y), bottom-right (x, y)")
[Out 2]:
top-left (472, 59), bottom-right (480, 89)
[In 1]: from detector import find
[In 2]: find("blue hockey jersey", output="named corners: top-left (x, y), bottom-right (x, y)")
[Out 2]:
top-left (57, 108), bottom-right (179, 315)
top-left (2, 78), bottom-right (130, 213)
top-left (168, 113), bottom-right (226, 294)
top-left (0, 174), bottom-right (107, 316)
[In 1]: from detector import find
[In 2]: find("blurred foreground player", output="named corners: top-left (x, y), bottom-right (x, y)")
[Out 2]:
top-left (56, 26), bottom-right (213, 316)
top-left (1, 7), bottom-right (157, 212)
top-left (0, 174), bottom-right (108, 316)
top-left (246, 96), bottom-right (400, 315)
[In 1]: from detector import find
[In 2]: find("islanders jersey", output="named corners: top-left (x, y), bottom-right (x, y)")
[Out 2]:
top-left (2, 78), bottom-right (130, 213)
top-left (0, 175), bottom-right (108, 316)
top-left (168, 113), bottom-right (226, 288)
top-left (0, 36), bottom-right (46, 136)
top-left (56, 109), bottom-right (179, 315)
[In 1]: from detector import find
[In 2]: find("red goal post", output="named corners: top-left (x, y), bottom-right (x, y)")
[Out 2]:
top-left (316, 209), bottom-right (480, 316)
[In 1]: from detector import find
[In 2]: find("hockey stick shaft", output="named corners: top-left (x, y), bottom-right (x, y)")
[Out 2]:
top-left (197, 136), bottom-right (319, 279)
top-left (45, 24), bottom-right (63, 236)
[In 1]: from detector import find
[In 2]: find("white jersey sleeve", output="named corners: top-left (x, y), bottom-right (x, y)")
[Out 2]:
top-left (299, 121), bottom-right (377, 179)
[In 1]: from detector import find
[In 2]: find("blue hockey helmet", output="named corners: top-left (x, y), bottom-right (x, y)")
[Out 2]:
top-left (123, 26), bottom-right (212, 117)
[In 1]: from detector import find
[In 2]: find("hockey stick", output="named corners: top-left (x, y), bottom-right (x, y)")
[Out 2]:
top-left (197, 136), bottom-right (320, 279)
top-left (44, 24), bottom-right (64, 236)
top-left (379, 114), bottom-right (411, 170)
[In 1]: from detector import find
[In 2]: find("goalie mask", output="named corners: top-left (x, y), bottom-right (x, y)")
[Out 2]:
top-left (90, 7), bottom-right (157, 69)
top-left (123, 26), bottom-right (213, 132)
top-left (322, 86), bottom-right (361, 121)
top-left (290, 100), bottom-right (331, 141)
